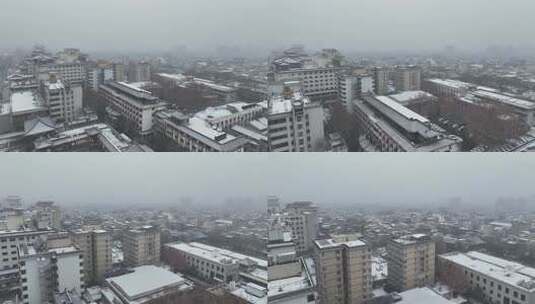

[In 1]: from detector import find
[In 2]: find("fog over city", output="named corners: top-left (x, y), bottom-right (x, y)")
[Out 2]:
top-left (1, 0), bottom-right (535, 52)
top-left (0, 154), bottom-right (533, 207)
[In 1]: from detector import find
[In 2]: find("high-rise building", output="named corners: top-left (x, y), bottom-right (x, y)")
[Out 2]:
top-left (123, 226), bottom-right (160, 267)
top-left (70, 229), bottom-right (112, 285)
top-left (0, 230), bottom-right (49, 300)
top-left (41, 76), bottom-right (83, 123)
top-left (338, 74), bottom-right (375, 112)
top-left (33, 201), bottom-right (61, 230)
top-left (268, 92), bottom-right (325, 152)
top-left (19, 244), bottom-right (84, 304)
top-left (373, 67), bottom-right (389, 96)
top-left (267, 216), bottom-right (316, 304)
top-left (113, 63), bottom-right (127, 82)
top-left (387, 234), bottom-right (435, 292)
top-left (0, 207), bottom-right (24, 231)
top-left (280, 202), bottom-right (318, 254)
top-left (392, 66), bottom-right (421, 92)
top-left (267, 196), bottom-right (281, 216)
top-left (128, 61), bottom-right (151, 82)
top-left (314, 234), bottom-right (372, 304)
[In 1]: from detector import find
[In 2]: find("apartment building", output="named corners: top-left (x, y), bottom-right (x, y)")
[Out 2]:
top-left (41, 76), bottom-right (83, 123)
top-left (338, 74), bottom-right (374, 111)
top-left (99, 81), bottom-right (167, 136)
top-left (438, 251), bottom-right (535, 304)
top-left (70, 229), bottom-right (112, 285)
top-left (314, 235), bottom-right (372, 304)
top-left (373, 67), bottom-right (389, 96)
top-left (123, 226), bottom-right (160, 267)
top-left (0, 230), bottom-right (49, 298)
top-left (268, 92), bottom-right (325, 152)
top-left (387, 234), bottom-right (435, 292)
top-left (32, 201), bottom-right (62, 231)
top-left (19, 245), bottom-right (84, 304)
top-left (280, 202), bottom-right (318, 255)
top-left (268, 217), bottom-right (316, 304)
top-left (392, 66), bottom-right (421, 92)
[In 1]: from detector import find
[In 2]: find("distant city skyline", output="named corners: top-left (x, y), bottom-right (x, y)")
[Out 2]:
top-left (0, 154), bottom-right (533, 207)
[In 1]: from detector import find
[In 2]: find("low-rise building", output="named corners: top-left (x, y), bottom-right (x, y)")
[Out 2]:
top-left (163, 242), bottom-right (267, 285)
top-left (101, 265), bottom-right (193, 304)
top-left (438, 251), bottom-right (535, 304)
top-left (353, 95), bottom-right (462, 152)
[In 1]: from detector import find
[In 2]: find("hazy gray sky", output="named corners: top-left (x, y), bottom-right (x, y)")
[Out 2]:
top-left (0, 0), bottom-right (533, 52)
top-left (0, 154), bottom-right (533, 207)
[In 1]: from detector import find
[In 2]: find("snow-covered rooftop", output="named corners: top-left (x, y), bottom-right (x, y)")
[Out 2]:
top-left (397, 287), bottom-right (457, 304)
top-left (427, 79), bottom-right (473, 90)
top-left (10, 91), bottom-right (46, 114)
top-left (389, 91), bottom-right (435, 104)
top-left (269, 92), bottom-right (311, 115)
top-left (166, 242), bottom-right (267, 268)
top-left (440, 251), bottom-right (535, 292)
top-left (375, 96), bottom-right (430, 124)
top-left (106, 265), bottom-right (185, 300)
top-left (473, 89), bottom-right (535, 110)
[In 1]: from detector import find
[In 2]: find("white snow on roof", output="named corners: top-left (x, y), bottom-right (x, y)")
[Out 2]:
top-left (106, 265), bottom-right (185, 300)
top-left (10, 91), bottom-right (45, 114)
top-left (268, 274), bottom-right (310, 298)
top-left (389, 91), bottom-right (435, 103)
top-left (187, 117), bottom-right (236, 143)
top-left (397, 287), bottom-right (457, 304)
top-left (376, 96), bottom-right (430, 123)
top-left (474, 90), bottom-right (535, 110)
top-left (46, 80), bottom-right (65, 90)
top-left (427, 79), bottom-right (473, 89)
top-left (269, 92), bottom-right (311, 115)
top-left (440, 251), bottom-right (535, 291)
top-left (315, 238), bottom-right (366, 249)
top-left (157, 73), bottom-right (187, 82)
top-left (231, 125), bottom-right (267, 142)
top-left (117, 81), bottom-right (152, 94)
top-left (166, 242), bottom-right (267, 268)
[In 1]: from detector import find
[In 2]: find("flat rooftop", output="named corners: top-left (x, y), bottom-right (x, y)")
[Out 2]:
top-left (474, 89), bottom-right (535, 110)
top-left (9, 91), bottom-right (46, 115)
top-left (440, 251), bottom-right (535, 292)
top-left (427, 78), bottom-right (473, 90)
top-left (269, 92), bottom-right (312, 115)
top-left (166, 242), bottom-right (267, 268)
top-left (375, 95), bottom-right (430, 124)
top-left (315, 235), bottom-right (366, 250)
top-left (106, 265), bottom-right (185, 301)
top-left (397, 287), bottom-right (457, 304)
top-left (389, 91), bottom-right (436, 105)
